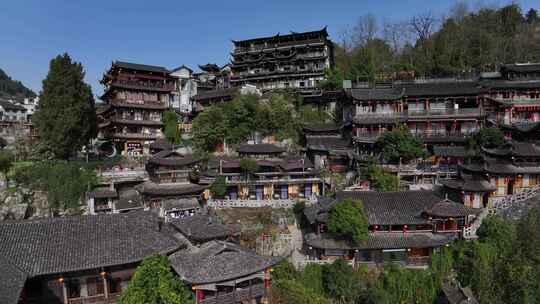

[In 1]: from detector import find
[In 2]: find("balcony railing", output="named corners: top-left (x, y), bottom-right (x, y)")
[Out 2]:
top-left (112, 132), bottom-right (158, 140)
top-left (199, 283), bottom-right (266, 304)
top-left (407, 108), bottom-right (483, 118)
top-left (110, 99), bottom-right (168, 110)
top-left (233, 38), bottom-right (327, 53)
top-left (110, 80), bottom-right (174, 92)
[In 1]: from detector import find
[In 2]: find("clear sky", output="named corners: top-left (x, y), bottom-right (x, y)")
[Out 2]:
top-left (0, 0), bottom-right (538, 97)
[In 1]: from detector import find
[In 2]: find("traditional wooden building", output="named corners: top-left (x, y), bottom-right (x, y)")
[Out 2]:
top-left (303, 191), bottom-right (478, 266)
top-left (1, 210), bottom-right (280, 304)
top-left (302, 123), bottom-right (353, 172)
top-left (400, 81), bottom-right (485, 145)
top-left (0, 211), bottom-right (182, 304)
top-left (98, 61), bottom-right (175, 156)
top-left (443, 140), bottom-right (540, 208)
top-left (209, 144), bottom-right (323, 202)
top-left (169, 241), bottom-right (280, 304)
top-left (348, 87), bottom-right (406, 153)
top-left (230, 28), bottom-right (334, 94)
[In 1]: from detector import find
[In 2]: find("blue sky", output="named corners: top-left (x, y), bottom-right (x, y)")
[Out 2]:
top-left (0, 0), bottom-right (538, 97)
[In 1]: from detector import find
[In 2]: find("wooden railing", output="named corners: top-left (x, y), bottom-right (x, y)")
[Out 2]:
top-left (68, 293), bottom-right (121, 304)
top-left (199, 284), bottom-right (266, 304)
top-left (208, 199), bottom-right (299, 209)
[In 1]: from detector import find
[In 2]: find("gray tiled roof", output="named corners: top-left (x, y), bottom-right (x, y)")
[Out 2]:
top-left (0, 99), bottom-right (27, 112)
top-left (305, 136), bottom-right (351, 151)
top-left (302, 123), bottom-right (341, 133)
top-left (441, 174), bottom-right (497, 192)
top-left (162, 198), bottom-right (200, 211)
top-left (114, 61), bottom-right (169, 73)
top-left (236, 143), bottom-right (285, 154)
top-left (305, 232), bottom-right (456, 250)
top-left (193, 87), bottom-right (238, 101)
top-left (433, 146), bottom-right (474, 158)
top-left (169, 241), bottom-right (281, 284)
top-left (349, 87), bottom-right (404, 101)
top-left (0, 256), bottom-right (26, 304)
top-left (135, 182), bottom-right (207, 197)
top-left (400, 81), bottom-right (483, 97)
top-left (482, 141), bottom-right (540, 158)
top-left (336, 190), bottom-right (445, 225)
top-left (0, 211), bottom-right (181, 277)
top-left (148, 150), bottom-right (199, 167)
top-left (116, 189), bottom-right (144, 211)
top-left (87, 187), bottom-right (117, 199)
top-left (170, 214), bottom-right (232, 243)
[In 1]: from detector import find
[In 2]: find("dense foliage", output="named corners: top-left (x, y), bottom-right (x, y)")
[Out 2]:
top-left (162, 110), bottom-right (181, 144)
top-left (13, 161), bottom-right (97, 214)
top-left (0, 68), bottom-right (35, 98)
top-left (0, 151), bottom-right (14, 184)
top-left (119, 254), bottom-right (193, 304)
top-left (209, 176), bottom-right (227, 198)
top-left (191, 93), bottom-right (302, 152)
top-left (376, 125), bottom-right (426, 163)
top-left (34, 53), bottom-right (97, 159)
top-left (274, 206), bottom-right (540, 303)
top-left (364, 162), bottom-right (399, 192)
top-left (327, 198), bottom-right (369, 242)
top-left (334, 4), bottom-right (540, 81)
top-left (468, 127), bottom-right (505, 150)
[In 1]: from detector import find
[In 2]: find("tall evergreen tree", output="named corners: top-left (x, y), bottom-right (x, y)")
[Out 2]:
top-left (34, 53), bottom-right (97, 159)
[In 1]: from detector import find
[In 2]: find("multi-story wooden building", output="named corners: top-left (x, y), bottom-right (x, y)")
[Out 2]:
top-left (1, 210), bottom-right (280, 304)
top-left (208, 144), bottom-right (324, 204)
top-left (230, 28), bottom-right (334, 94)
top-left (98, 61), bottom-right (175, 157)
top-left (442, 140), bottom-right (540, 208)
top-left (303, 191), bottom-right (479, 267)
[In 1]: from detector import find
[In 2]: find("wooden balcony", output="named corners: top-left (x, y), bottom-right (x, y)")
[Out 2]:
top-left (110, 80), bottom-right (174, 92)
top-left (66, 293), bottom-right (121, 304)
top-left (199, 283), bottom-right (266, 304)
top-left (110, 99), bottom-right (168, 110)
top-left (112, 132), bottom-right (158, 140)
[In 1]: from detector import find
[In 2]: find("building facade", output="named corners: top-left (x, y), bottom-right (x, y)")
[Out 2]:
top-left (98, 61), bottom-right (175, 157)
top-left (230, 28), bottom-right (334, 94)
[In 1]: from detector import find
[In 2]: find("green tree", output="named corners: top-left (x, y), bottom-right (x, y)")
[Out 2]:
top-left (322, 259), bottom-right (362, 303)
top-left (191, 105), bottom-right (227, 152)
top-left (376, 125), bottom-right (426, 163)
top-left (477, 215), bottom-right (516, 255)
top-left (256, 94), bottom-right (299, 141)
top-left (210, 176), bottom-right (227, 199)
top-left (239, 158), bottom-right (259, 179)
top-left (119, 254), bottom-right (193, 304)
top-left (517, 206), bottom-right (540, 265)
top-left (162, 110), bottom-right (181, 144)
top-left (365, 164), bottom-right (399, 192)
top-left (34, 53), bottom-right (97, 160)
top-left (468, 127), bottom-right (505, 150)
top-left (318, 68), bottom-right (344, 90)
top-left (270, 279), bottom-right (329, 304)
top-left (0, 151), bottom-right (13, 185)
top-left (327, 198), bottom-right (369, 242)
top-left (13, 161), bottom-right (97, 214)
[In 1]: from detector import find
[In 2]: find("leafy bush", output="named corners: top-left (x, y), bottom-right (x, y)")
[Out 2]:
top-left (327, 198), bottom-right (369, 242)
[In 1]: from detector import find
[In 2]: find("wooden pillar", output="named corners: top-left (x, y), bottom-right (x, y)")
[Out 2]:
top-left (61, 279), bottom-right (68, 304)
top-left (101, 272), bottom-right (108, 299)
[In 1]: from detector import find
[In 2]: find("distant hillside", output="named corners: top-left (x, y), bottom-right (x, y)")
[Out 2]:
top-left (0, 68), bottom-right (36, 99)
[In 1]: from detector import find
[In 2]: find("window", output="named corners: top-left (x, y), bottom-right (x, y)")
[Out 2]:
top-left (108, 277), bottom-right (122, 294)
top-left (299, 82), bottom-right (305, 87)
top-left (86, 277), bottom-right (104, 296)
top-left (66, 279), bottom-right (81, 298)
